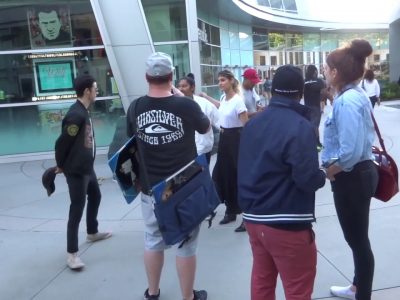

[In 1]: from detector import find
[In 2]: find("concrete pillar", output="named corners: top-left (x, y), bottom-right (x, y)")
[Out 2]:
top-left (90, 0), bottom-right (154, 111)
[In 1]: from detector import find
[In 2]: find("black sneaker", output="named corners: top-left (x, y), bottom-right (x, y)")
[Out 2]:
top-left (193, 290), bottom-right (207, 300)
top-left (144, 288), bottom-right (160, 300)
top-left (234, 221), bottom-right (246, 233)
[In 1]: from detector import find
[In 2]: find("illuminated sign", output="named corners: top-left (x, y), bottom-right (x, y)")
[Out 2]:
top-left (33, 57), bottom-right (76, 97)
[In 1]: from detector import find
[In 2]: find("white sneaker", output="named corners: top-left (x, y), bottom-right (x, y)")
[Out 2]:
top-left (330, 285), bottom-right (356, 300)
top-left (67, 253), bottom-right (85, 270)
top-left (86, 231), bottom-right (112, 243)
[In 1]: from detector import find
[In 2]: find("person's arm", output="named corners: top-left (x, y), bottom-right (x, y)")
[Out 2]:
top-left (239, 111), bottom-right (249, 125)
top-left (55, 113), bottom-right (82, 170)
top-left (171, 85), bottom-right (184, 96)
top-left (190, 100), bottom-right (211, 134)
top-left (286, 121), bottom-right (326, 191)
top-left (206, 100), bottom-right (220, 128)
top-left (199, 92), bottom-right (220, 108)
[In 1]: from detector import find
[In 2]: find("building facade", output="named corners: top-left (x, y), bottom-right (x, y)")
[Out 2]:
top-left (0, 0), bottom-right (397, 159)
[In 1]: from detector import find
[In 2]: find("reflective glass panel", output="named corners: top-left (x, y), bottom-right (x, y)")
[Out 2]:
top-left (155, 43), bottom-right (190, 83)
top-left (141, 0), bottom-right (187, 42)
top-left (0, 50), bottom-right (114, 104)
top-left (0, 98), bottom-right (124, 155)
top-left (0, 0), bottom-right (102, 51)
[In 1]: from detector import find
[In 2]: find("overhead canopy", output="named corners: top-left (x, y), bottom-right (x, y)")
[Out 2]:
top-left (198, 0), bottom-right (400, 30)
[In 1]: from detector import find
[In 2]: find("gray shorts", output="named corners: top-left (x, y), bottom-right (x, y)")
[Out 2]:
top-left (140, 193), bottom-right (200, 257)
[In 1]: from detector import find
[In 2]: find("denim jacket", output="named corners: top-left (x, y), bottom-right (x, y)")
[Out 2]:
top-left (321, 84), bottom-right (375, 171)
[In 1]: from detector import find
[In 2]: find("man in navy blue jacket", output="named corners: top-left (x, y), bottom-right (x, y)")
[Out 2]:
top-left (238, 65), bottom-right (326, 300)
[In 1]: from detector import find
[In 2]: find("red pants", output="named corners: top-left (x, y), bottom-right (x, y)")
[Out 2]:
top-left (246, 223), bottom-right (317, 300)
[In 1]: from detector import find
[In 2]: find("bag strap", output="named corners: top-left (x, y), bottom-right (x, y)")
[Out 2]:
top-left (132, 97), bottom-right (153, 196)
top-left (370, 112), bottom-right (387, 153)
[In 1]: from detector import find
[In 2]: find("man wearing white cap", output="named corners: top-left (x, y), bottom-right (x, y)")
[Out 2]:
top-left (126, 52), bottom-right (210, 300)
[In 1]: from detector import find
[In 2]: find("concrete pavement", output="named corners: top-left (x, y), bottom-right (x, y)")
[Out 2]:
top-left (1, 101), bottom-right (400, 299)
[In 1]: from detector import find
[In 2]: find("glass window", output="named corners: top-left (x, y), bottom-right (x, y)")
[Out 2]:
top-left (199, 42), bottom-right (212, 65)
top-left (221, 48), bottom-right (231, 66)
top-left (211, 46), bottom-right (221, 65)
top-left (229, 31), bottom-right (240, 50)
top-left (0, 98), bottom-right (125, 155)
top-left (379, 32), bottom-right (389, 49)
top-left (230, 50), bottom-right (240, 66)
top-left (286, 33), bottom-right (302, 51)
top-left (210, 25), bottom-right (220, 46)
top-left (338, 33), bottom-right (359, 48)
top-left (220, 29), bottom-right (230, 48)
top-left (0, 50), bottom-right (114, 104)
top-left (253, 34), bottom-right (269, 50)
top-left (239, 32), bottom-right (253, 51)
top-left (0, 1), bottom-right (102, 51)
top-left (240, 50), bottom-right (253, 66)
top-left (283, 0), bottom-right (298, 12)
top-left (303, 33), bottom-right (320, 51)
top-left (155, 43), bottom-right (190, 82)
top-left (270, 0), bottom-right (284, 10)
top-left (321, 33), bottom-right (338, 51)
top-left (141, 0), bottom-right (187, 42)
top-left (201, 65), bottom-right (214, 86)
top-left (269, 32), bottom-right (285, 50)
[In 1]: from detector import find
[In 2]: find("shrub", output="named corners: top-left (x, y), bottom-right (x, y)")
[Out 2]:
top-left (381, 81), bottom-right (400, 100)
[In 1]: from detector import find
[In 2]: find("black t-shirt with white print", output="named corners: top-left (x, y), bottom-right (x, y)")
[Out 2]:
top-left (127, 95), bottom-right (210, 189)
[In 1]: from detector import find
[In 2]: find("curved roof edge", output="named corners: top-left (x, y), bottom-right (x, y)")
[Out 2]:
top-left (233, 0), bottom-right (389, 30)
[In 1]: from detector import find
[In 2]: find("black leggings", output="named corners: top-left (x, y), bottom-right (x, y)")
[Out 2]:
top-left (331, 160), bottom-right (378, 300)
top-left (65, 170), bottom-right (101, 253)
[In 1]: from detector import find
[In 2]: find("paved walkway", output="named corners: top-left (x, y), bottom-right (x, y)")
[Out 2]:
top-left (1, 101), bottom-right (400, 300)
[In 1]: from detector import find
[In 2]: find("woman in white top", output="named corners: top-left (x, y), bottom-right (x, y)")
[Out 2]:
top-left (178, 73), bottom-right (220, 164)
top-left (359, 69), bottom-right (380, 107)
top-left (201, 70), bottom-right (248, 232)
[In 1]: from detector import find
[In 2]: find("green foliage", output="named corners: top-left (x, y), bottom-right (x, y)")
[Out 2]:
top-left (381, 81), bottom-right (400, 100)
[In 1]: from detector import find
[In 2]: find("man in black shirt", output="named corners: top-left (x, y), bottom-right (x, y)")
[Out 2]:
top-left (304, 65), bottom-right (325, 149)
top-left (55, 75), bottom-right (111, 270)
top-left (126, 52), bottom-right (210, 300)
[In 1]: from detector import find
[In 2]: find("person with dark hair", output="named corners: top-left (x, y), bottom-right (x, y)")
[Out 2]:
top-left (126, 52), bottom-right (210, 300)
top-left (359, 69), bottom-right (380, 107)
top-left (304, 64), bottom-right (326, 149)
top-left (178, 73), bottom-right (219, 164)
top-left (322, 39), bottom-right (379, 300)
top-left (55, 74), bottom-right (112, 270)
top-left (238, 65), bottom-right (326, 300)
top-left (200, 70), bottom-right (248, 232)
top-left (242, 68), bottom-right (262, 118)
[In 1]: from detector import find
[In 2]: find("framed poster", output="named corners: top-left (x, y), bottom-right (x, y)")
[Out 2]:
top-left (27, 6), bottom-right (72, 48)
top-left (33, 57), bottom-right (76, 96)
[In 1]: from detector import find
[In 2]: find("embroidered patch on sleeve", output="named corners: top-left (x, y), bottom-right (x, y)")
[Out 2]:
top-left (67, 124), bottom-right (79, 136)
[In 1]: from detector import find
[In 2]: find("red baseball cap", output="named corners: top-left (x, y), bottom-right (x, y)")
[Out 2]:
top-left (242, 68), bottom-right (261, 84)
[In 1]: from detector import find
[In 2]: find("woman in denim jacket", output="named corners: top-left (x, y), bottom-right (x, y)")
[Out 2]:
top-left (322, 39), bottom-right (379, 300)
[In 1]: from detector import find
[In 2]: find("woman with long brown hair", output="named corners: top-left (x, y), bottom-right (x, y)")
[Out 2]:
top-left (322, 39), bottom-right (378, 300)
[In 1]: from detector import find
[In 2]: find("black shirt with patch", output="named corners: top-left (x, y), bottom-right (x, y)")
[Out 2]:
top-left (126, 95), bottom-right (210, 188)
top-left (55, 100), bottom-right (95, 175)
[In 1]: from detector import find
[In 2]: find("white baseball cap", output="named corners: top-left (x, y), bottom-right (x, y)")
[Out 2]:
top-left (146, 52), bottom-right (175, 77)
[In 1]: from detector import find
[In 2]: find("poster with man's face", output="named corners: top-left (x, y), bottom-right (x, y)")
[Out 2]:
top-left (28, 6), bottom-right (72, 48)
